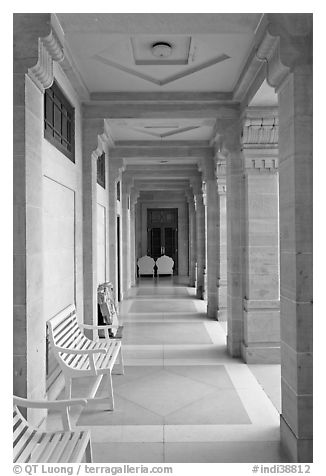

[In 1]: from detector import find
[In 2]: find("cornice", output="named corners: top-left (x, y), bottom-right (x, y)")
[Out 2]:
top-left (110, 146), bottom-right (214, 159)
top-left (89, 92), bottom-right (233, 102)
top-left (27, 29), bottom-right (64, 91)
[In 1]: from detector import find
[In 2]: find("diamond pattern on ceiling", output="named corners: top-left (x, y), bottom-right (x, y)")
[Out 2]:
top-left (131, 35), bottom-right (191, 65)
top-left (92, 35), bottom-right (230, 87)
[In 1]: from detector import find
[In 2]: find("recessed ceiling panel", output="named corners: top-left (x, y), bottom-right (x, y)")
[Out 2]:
top-left (107, 118), bottom-right (216, 141)
top-left (131, 36), bottom-right (191, 65)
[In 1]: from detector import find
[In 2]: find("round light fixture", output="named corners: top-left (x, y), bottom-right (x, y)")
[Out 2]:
top-left (151, 42), bottom-right (172, 58)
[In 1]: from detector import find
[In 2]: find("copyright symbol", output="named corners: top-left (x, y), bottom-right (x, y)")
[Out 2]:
top-left (13, 466), bottom-right (22, 474)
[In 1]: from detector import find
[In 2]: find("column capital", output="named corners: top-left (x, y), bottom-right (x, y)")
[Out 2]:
top-left (214, 152), bottom-right (227, 194)
top-left (13, 13), bottom-right (65, 92)
top-left (214, 115), bottom-right (242, 157)
top-left (256, 13), bottom-right (312, 91)
top-left (198, 156), bottom-right (216, 182)
top-left (108, 158), bottom-right (125, 182)
top-left (190, 176), bottom-right (203, 197)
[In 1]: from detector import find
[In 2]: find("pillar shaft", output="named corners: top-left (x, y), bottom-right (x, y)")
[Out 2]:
top-left (195, 193), bottom-right (205, 299)
top-left (278, 67), bottom-right (313, 461)
top-left (223, 118), bottom-right (245, 357)
top-left (242, 157), bottom-right (280, 363)
top-left (217, 185), bottom-right (227, 321)
top-left (108, 160), bottom-right (123, 303)
top-left (205, 178), bottom-right (219, 318)
top-left (121, 179), bottom-right (131, 298)
top-left (188, 197), bottom-right (197, 287)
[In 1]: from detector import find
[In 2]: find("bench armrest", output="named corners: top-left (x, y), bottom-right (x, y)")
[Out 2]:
top-left (13, 396), bottom-right (87, 431)
top-left (80, 323), bottom-right (114, 330)
top-left (80, 323), bottom-right (116, 340)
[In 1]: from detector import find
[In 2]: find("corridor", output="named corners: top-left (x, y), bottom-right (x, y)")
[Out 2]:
top-left (55, 279), bottom-right (285, 463)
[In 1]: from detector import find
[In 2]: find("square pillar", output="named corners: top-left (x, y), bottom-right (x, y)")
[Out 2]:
top-left (202, 156), bottom-right (219, 318)
top-left (221, 116), bottom-right (245, 357)
top-left (242, 152), bottom-right (280, 363)
top-left (258, 13), bottom-right (313, 461)
top-left (278, 68), bottom-right (313, 462)
top-left (121, 176), bottom-right (132, 299)
top-left (108, 159), bottom-right (123, 303)
top-left (186, 192), bottom-right (197, 287)
top-left (82, 119), bottom-right (104, 326)
top-left (216, 156), bottom-right (227, 323)
top-left (194, 189), bottom-right (205, 299)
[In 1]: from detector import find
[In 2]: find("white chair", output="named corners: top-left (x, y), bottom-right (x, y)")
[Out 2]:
top-left (137, 256), bottom-right (155, 276)
top-left (156, 255), bottom-right (174, 276)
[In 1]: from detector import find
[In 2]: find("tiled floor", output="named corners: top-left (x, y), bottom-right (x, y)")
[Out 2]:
top-left (48, 278), bottom-right (285, 463)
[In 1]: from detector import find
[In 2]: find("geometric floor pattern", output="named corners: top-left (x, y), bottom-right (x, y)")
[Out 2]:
top-left (50, 278), bottom-right (286, 462)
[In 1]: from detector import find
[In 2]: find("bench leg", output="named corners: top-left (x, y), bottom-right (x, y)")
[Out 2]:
top-left (85, 439), bottom-right (93, 463)
top-left (65, 376), bottom-right (72, 399)
top-left (113, 347), bottom-right (124, 375)
top-left (106, 372), bottom-right (114, 410)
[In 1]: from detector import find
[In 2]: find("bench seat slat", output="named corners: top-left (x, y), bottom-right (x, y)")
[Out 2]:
top-left (58, 432), bottom-right (84, 463)
top-left (47, 432), bottom-right (73, 463)
top-left (32, 432), bottom-right (63, 463)
top-left (18, 432), bottom-right (52, 463)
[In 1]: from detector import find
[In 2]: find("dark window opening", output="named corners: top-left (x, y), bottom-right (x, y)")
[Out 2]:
top-left (44, 81), bottom-right (75, 162)
top-left (97, 152), bottom-right (106, 188)
top-left (117, 181), bottom-right (121, 201)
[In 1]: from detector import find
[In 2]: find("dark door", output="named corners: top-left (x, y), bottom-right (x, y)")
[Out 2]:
top-left (147, 208), bottom-right (178, 274)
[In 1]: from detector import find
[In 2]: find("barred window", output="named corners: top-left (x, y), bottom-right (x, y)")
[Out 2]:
top-left (44, 81), bottom-right (75, 162)
top-left (97, 152), bottom-right (106, 188)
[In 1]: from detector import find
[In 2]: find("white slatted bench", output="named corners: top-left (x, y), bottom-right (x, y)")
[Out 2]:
top-left (47, 304), bottom-right (124, 410)
top-left (13, 396), bottom-right (92, 463)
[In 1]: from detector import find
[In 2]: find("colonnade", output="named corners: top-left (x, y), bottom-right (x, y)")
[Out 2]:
top-left (13, 13), bottom-right (312, 462)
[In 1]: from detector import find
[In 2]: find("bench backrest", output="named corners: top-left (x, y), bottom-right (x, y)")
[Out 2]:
top-left (47, 305), bottom-right (83, 349)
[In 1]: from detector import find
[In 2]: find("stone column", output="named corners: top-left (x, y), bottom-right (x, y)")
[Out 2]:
top-left (13, 14), bottom-right (63, 407)
top-left (135, 200), bottom-right (142, 268)
top-left (186, 190), bottom-right (196, 287)
top-left (108, 159), bottom-right (124, 303)
top-left (241, 118), bottom-right (280, 363)
top-left (121, 176), bottom-right (132, 299)
top-left (202, 158), bottom-right (219, 318)
top-left (257, 14), bottom-right (313, 461)
top-left (82, 119), bottom-right (104, 326)
top-left (192, 179), bottom-right (205, 299)
top-left (220, 115), bottom-right (245, 357)
top-left (130, 189), bottom-right (139, 287)
top-left (215, 155), bottom-right (227, 322)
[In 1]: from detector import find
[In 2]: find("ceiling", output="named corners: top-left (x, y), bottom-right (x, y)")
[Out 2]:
top-left (55, 13), bottom-right (277, 195)
top-left (56, 13), bottom-right (262, 93)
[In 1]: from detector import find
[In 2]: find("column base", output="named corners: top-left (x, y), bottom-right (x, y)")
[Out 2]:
top-left (196, 285), bottom-right (203, 300)
top-left (241, 342), bottom-right (280, 364)
top-left (207, 298), bottom-right (218, 319)
top-left (217, 307), bottom-right (227, 322)
top-left (280, 415), bottom-right (313, 463)
top-left (227, 335), bottom-right (241, 357)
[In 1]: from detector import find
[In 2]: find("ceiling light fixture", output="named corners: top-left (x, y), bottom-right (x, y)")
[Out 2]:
top-left (151, 42), bottom-right (173, 58)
